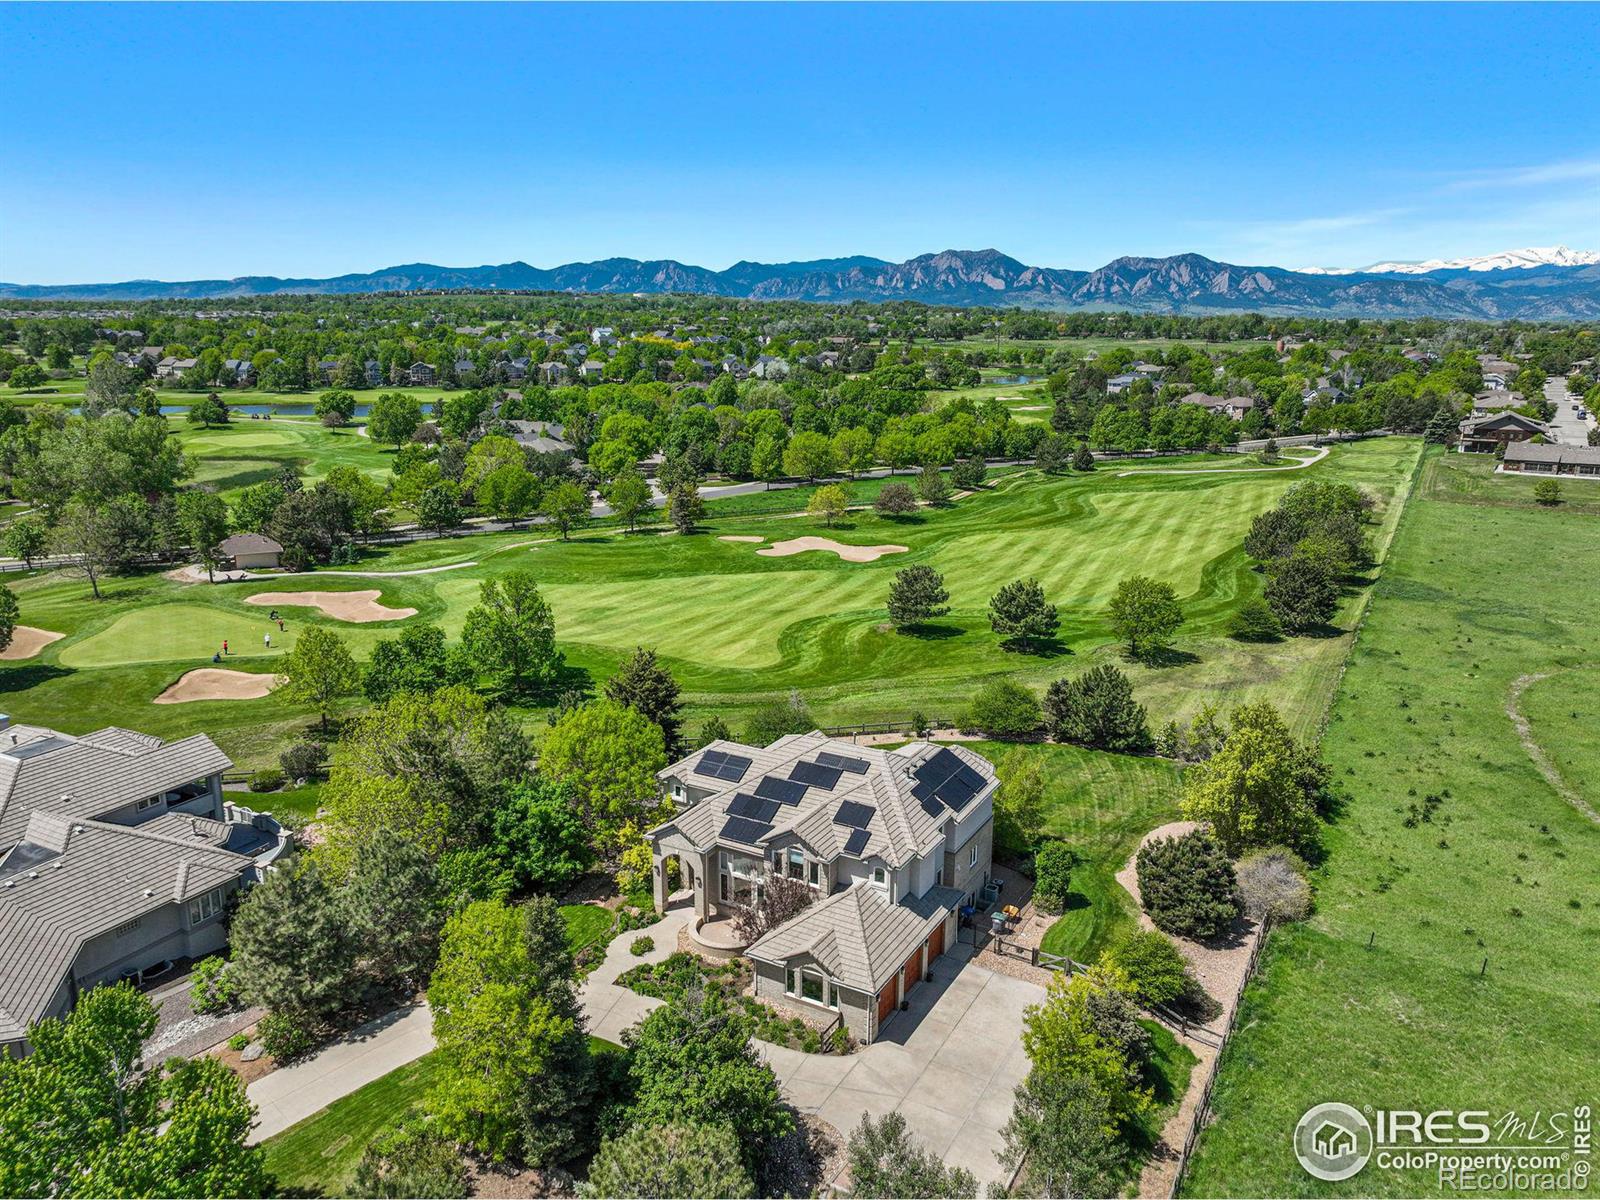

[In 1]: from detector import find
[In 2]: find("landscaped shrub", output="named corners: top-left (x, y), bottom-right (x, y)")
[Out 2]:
top-left (1236, 845), bottom-right (1313, 924)
top-left (1136, 830), bottom-right (1242, 940)
top-left (1534, 479), bottom-right (1563, 506)
top-left (1228, 597), bottom-right (1283, 642)
top-left (873, 482), bottom-right (919, 518)
top-left (189, 954), bottom-right (240, 1015)
top-left (1032, 841), bottom-right (1078, 913)
top-left (248, 767), bottom-right (285, 793)
top-left (1042, 665), bottom-right (1150, 752)
top-left (629, 935), bottom-right (654, 956)
top-left (1102, 928), bottom-right (1193, 1006)
top-left (256, 1010), bottom-right (316, 1060)
top-left (354, 1117), bottom-right (469, 1200)
top-left (963, 679), bottom-right (1041, 739)
top-left (226, 1032), bottom-right (251, 1053)
top-left (278, 740), bottom-right (326, 784)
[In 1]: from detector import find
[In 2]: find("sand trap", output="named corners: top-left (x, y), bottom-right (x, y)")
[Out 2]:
top-left (154, 668), bottom-right (277, 704)
top-left (245, 590), bottom-right (416, 623)
top-left (718, 535), bottom-right (765, 543)
top-left (0, 626), bottom-right (65, 661)
top-left (756, 537), bottom-right (908, 563)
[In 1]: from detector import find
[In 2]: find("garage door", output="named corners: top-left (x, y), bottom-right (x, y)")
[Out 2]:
top-left (901, 947), bottom-right (922, 996)
top-left (876, 982), bottom-right (897, 1029)
top-left (928, 918), bottom-right (946, 960)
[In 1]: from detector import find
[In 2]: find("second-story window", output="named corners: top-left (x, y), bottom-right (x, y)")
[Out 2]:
top-left (787, 847), bottom-right (805, 880)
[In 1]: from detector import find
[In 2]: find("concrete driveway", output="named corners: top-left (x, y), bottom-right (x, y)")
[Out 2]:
top-left (757, 945), bottom-right (1044, 1187)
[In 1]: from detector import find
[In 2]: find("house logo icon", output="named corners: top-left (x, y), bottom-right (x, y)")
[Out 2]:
top-left (1294, 1102), bottom-right (1373, 1181)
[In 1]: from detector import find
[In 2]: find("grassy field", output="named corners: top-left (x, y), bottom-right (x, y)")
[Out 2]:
top-left (176, 417), bottom-right (399, 501)
top-left (1181, 448), bottom-right (1600, 1196)
top-left (0, 439), bottom-right (1420, 787)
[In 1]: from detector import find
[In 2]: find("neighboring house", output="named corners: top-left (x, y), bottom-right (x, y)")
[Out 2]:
top-left (506, 356), bottom-right (531, 381)
top-left (505, 420), bottom-right (575, 456)
top-left (580, 359), bottom-right (605, 379)
top-left (453, 358), bottom-right (475, 379)
top-left (537, 360), bottom-right (567, 384)
top-left (365, 359), bottom-right (383, 388)
top-left (222, 358), bottom-right (256, 386)
top-left (316, 359), bottom-right (340, 385)
top-left (1105, 372), bottom-right (1140, 395)
top-left (1471, 390), bottom-right (1525, 415)
top-left (1457, 411), bottom-right (1549, 453)
top-left (751, 355), bottom-right (790, 380)
top-left (1181, 392), bottom-right (1256, 420)
top-left (591, 327), bottom-right (616, 345)
top-left (156, 356), bottom-right (198, 381)
top-left (1501, 442), bottom-right (1600, 476)
top-left (1133, 362), bottom-right (1166, 378)
top-left (648, 732), bottom-right (996, 1044)
top-left (0, 719), bottom-right (289, 1052)
top-left (407, 362), bottom-right (437, 386)
top-left (218, 533), bottom-right (283, 570)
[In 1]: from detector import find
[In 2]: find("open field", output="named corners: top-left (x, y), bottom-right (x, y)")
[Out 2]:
top-left (0, 439), bottom-right (1420, 784)
top-left (176, 417), bottom-right (399, 500)
top-left (1181, 448), bottom-right (1600, 1196)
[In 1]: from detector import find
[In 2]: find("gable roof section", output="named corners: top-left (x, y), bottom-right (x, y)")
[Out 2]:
top-left (0, 724), bottom-right (233, 850)
top-left (745, 882), bottom-right (964, 994)
top-left (0, 814), bottom-right (251, 1042)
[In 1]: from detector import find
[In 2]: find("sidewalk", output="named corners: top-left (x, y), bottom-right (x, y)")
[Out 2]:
top-left (578, 903), bottom-right (693, 1044)
top-left (246, 1001), bottom-right (435, 1143)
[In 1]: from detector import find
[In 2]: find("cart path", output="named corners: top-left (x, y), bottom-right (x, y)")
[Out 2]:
top-left (1115, 445), bottom-right (1329, 477)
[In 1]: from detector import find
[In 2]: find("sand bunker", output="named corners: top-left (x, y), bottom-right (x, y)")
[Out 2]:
top-left (0, 626), bottom-right (65, 661)
top-left (718, 535), bottom-right (765, 544)
top-left (245, 590), bottom-right (416, 623)
top-left (155, 668), bottom-right (277, 704)
top-left (756, 537), bottom-right (908, 563)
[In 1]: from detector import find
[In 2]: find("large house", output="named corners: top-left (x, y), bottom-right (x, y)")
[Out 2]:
top-left (1458, 411), bottom-right (1549, 453)
top-left (0, 720), bottom-right (290, 1052)
top-left (648, 732), bottom-right (996, 1044)
top-left (1181, 392), bottom-right (1256, 420)
top-left (505, 420), bottom-right (575, 456)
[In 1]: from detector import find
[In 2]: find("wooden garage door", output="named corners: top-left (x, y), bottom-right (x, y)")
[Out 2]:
top-left (877, 982), bottom-right (897, 1027)
top-left (901, 947), bottom-right (922, 995)
top-left (928, 918), bottom-right (946, 960)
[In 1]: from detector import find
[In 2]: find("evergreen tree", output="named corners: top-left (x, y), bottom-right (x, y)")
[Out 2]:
top-left (230, 858), bottom-right (356, 1020)
top-left (579, 1123), bottom-right (753, 1200)
top-left (988, 577), bottom-right (1059, 652)
top-left (1042, 665), bottom-right (1151, 751)
top-left (886, 564), bottom-right (950, 628)
top-left (604, 646), bottom-right (685, 756)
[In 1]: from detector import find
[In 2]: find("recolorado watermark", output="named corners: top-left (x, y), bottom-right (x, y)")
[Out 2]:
top-left (1294, 1101), bottom-right (1592, 1191)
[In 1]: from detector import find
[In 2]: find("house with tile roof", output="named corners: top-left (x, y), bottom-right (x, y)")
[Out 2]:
top-left (0, 718), bottom-right (289, 1052)
top-left (648, 732), bottom-right (996, 1043)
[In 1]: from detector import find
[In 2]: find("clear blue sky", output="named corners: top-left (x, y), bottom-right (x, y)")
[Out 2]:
top-left (4, 2), bottom-right (1598, 283)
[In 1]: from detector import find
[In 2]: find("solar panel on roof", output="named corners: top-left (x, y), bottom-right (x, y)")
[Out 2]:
top-left (727, 793), bottom-right (781, 822)
top-left (817, 751), bottom-right (870, 775)
top-left (790, 760), bottom-right (843, 790)
top-left (720, 815), bottom-right (773, 845)
top-left (934, 776), bottom-right (978, 811)
top-left (842, 828), bottom-right (870, 856)
top-left (754, 776), bottom-right (807, 806)
top-left (833, 800), bottom-right (875, 829)
top-left (693, 749), bottom-right (752, 783)
top-left (5, 736), bottom-right (70, 761)
top-left (919, 793), bottom-right (945, 818)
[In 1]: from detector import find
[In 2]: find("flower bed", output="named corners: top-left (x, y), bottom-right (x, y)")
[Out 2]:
top-left (619, 951), bottom-right (854, 1055)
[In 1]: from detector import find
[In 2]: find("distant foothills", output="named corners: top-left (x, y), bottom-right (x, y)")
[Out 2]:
top-left (6, 246), bottom-right (1600, 320)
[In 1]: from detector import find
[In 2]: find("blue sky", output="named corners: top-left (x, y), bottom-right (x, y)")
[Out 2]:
top-left (4, 3), bottom-right (1598, 283)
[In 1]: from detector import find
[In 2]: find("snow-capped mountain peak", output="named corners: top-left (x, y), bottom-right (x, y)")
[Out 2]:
top-left (1301, 245), bottom-right (1600, 275)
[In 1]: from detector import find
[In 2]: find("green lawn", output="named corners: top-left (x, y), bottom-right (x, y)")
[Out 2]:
top-left (1180, 448), bottom-right (1600, 1196)
top-left (0, 438), bottom-right (1420, 773)
top-left (561, 903), bottom-right (615, 953)
top-left (261, 1036), bottom-right (626, 1196)
top-left (174, 417), bottom-right (400, 502)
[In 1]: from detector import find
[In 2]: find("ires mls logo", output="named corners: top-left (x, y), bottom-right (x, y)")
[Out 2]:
top-left (1295, 1102), bottom-right (1375, 1181)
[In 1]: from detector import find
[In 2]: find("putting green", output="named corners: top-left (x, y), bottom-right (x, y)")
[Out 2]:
top-left (60, 604), bottom-right (307, 669)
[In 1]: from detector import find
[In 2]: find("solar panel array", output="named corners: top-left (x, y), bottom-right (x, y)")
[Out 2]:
top-left (910, 747), bottom-right (987, 813)
top-left (720, 815), bottom-right (773, 845)
top-left (816, 751), bottom-right (870, 775)
top-left (833, 800), bottom-right (875, 829)
top-left (727, 793), bottom-right (781, 823)
top-left (790, 760), bottom-right (843, 791)
top-left (754, 776), bottom-right (808, 806)
top-left (842, 828), bottom-right (871, 856)
top-left (694, 749), bottom-right (752, 783)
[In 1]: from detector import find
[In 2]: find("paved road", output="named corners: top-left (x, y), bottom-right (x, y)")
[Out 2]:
top-left (1544, 376), bottom-right (1595, 447)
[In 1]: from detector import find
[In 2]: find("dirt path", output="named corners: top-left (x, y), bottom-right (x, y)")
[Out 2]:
top-left (1507, 672), bottom-right (1600, 825)
top-left (1115, 444), bottom-right (1329, 478)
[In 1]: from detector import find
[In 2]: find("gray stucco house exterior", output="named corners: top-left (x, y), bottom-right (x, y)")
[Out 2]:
top-left (0, 719), bottom-right (289, 1053)
top-left (648, 732), bottom-right (996, 1044)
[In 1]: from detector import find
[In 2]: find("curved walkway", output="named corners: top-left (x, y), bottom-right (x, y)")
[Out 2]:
top-left (1115, 444), bottom-right (1329, 477)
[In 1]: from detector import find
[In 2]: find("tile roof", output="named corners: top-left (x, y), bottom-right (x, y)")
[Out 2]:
top-left (745, 881), bottom-right (965, 993)
top-left (0, 724), bottom-right (233, 850)
top-left (1504, 442), bottom-right (1600, 467)
top-left (0, 813), bottom-right (251, 1042)
top-left (652, 733), bottom-right (995, 871)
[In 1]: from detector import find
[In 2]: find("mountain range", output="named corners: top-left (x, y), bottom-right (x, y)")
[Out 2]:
top-left (6, 247), bottom-right (1600, 320)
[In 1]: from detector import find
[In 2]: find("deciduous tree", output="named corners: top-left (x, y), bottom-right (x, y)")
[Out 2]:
top-left (461, 571), bottom-right (563, 696)
top-left (541, 700), bottom-right (668, 848)
top-left (278, 626), bottom-right (360, 732)
top-left (1106, 575), bottom-right (1184, 659)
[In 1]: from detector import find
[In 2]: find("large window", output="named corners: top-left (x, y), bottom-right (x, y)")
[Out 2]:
top-left (719, 851), bottom-right (763, 906)
top-left (188, 887), bottom-right (225, 925)
top-left (786, 847), bottom-right (805, 880)
top-left (135, 795), bottom-right (163, 813)
top-left (786, 966), bottom-right (838, 1010)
